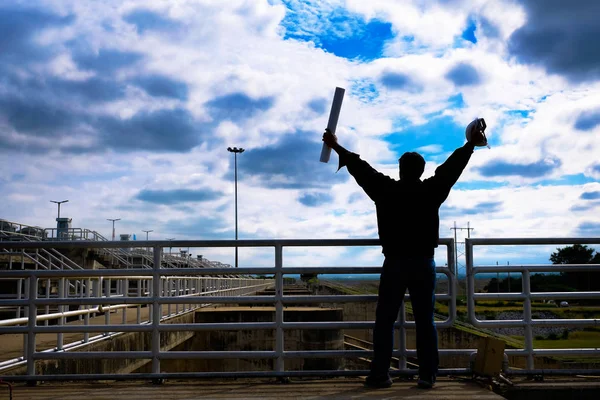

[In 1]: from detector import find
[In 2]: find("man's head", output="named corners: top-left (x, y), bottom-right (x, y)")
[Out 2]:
top-left (399, 152), bottom-right (425, 180)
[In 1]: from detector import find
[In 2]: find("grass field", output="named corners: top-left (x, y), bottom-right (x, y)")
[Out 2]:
top-left (533, 330), bottom-right (600, 349)
top-left (323, 279), bottom-right (600, 356)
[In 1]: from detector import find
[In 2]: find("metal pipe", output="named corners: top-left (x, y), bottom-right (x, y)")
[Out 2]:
top-left (57, 277), bottom-right (65, 350)
top-left (274, 244), bottom-right (284, 374)
top-left (151, 245), bottom-right (161, 374)
top-left (523, 269), bottom-right (534, 369)
top-left (26, 276), bottom-right (36, 377)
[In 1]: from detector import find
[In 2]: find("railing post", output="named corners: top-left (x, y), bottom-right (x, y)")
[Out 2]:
top-left (122, 278), bottom-right (128, 324)
top-left (151, 245), bottom-right (162, 380)
top-left (16, 278), bottom-right (22, 319)
top-left (523, 269), bottom-right (534, 370)
top-left (57, 277), bottom-right (65, 350)
top-left (45, 279), bottom-right (50, 326)
top-left (176, 279), bottom-right (180, 314)
top-left (84, 278), bottom-right (90, 343)
top-left (136, 279), bottom-right (142, 325)
top-left (446, 242), bottom-right (457, 326)
top-left (274, 244), bottom-right (284, 376)
top-left (398, 303), bottom-right (407, 370)
top-left (104, 278), bottom-right (110, 335)
top-left (26, 274), bottom-right (37, 379)
top-left (167, 278), bottom-right (172, 317)
top-left (465, 239), bottom-right (476, 325)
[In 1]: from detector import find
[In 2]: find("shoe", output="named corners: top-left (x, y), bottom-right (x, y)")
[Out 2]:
top-left (417, 375), bottom-right (435, 389)
top-left (364, 375), bottom-right (393, 389)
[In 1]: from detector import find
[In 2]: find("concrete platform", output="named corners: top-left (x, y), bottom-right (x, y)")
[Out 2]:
top-left (8, 378), bottom-right (506, 399)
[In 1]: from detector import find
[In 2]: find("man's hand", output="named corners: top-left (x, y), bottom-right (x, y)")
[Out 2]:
top-left (466, 119), bottom-right (488, 147)
top-left (323, 128), bottom-right (338, 148)
top-left (469, 129), bottom-right (487, 147)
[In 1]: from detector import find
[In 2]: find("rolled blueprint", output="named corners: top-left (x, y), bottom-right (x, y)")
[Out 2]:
top-left (320, 87), bottom-right (345, 163)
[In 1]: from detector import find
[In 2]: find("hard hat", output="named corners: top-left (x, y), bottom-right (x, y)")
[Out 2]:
top-left (466, 118), bottom-right (489, 147)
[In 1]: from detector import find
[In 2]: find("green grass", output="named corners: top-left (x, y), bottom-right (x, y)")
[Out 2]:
top-left (534, 331), bottom-right (600, 349)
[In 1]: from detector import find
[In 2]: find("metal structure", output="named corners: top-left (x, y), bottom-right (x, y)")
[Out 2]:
top-left (49, 200), bottom-right (68, 220)
top-left (466, 237), bottom-right (600, 375)
top-left (107, 219), bottom-right (120, 241)
top-left (0, 236), bottom-right (598, 382)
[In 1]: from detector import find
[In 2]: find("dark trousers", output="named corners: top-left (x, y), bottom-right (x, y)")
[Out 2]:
top-left (369, 256), bottom-right (439, 379)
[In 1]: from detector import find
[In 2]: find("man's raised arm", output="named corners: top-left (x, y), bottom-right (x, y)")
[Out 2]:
top-left (323, 129), bottom-right (394, 202)
top-left (427, 124), bottom-right (488, 204)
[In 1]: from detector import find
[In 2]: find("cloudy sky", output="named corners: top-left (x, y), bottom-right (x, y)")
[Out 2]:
top-left (1, 0), bottom-right (599, 273)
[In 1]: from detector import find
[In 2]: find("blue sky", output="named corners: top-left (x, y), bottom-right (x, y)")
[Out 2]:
top-left (1, 0), bottom-right (599, 273)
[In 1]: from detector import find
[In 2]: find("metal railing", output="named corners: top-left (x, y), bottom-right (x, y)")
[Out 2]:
top-left (0, 238), bottom-right (456, 382)
top-left (0, 237), bottom-right (598, 382)
top-left (466, 238), bottom-right (600, 376)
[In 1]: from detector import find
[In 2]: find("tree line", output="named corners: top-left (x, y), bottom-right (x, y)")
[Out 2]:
top-left (485, 244), bottom-right (600, 293)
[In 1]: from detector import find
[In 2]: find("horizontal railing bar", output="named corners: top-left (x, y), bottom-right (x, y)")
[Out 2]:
top-left (0, 367), bottom-right (471, 382)
top-left (473, 293), bottom-right (526, 300)
top-left (32, 351), bottom-right (381, 361)
top-left (285, 350), bottom-right (371, 358)
top-left (469, 238), bottom-right (600, 245)
top-left (2, 320), bottom-right (463, 334)
top-left (474, 292), bottom-right (600, 300)
top-left (283, 349), bottom-right (477, 358)
top-left (30, 296), bottom-right (276, 306)
top-left (159, 322), bottom-right (277, 331)
top-left (34, 352), bottom-right (152, 360)
top-left (0, 300), bottom-right (29, 306)
top-left (7, 348), bottom-right (481, 366)
top-left (471, 319), bottom-right (600, 327)
top-left (281, 320), bottom-right (453, 329)
top-left (1, 293), bottom-right (453, 307)
top-left (160, 296), bottom-right (275, 304)
top-left (160, 351), bottom-right (277, 360)
top-left (507, 369), bottom-right (600, 375)
top-left (33, 351), bottom-right (280, 360)
top-left (31, 325), bottom-right (153, 333)
top-left (532, 348), bottom-right (600, 355)
top-left (30, 348), bottom-right (484, 361)
top-left (474, 265), bottom-right (600, 273)
top-left (0, 327), bottom-right (28, 334)
top-left (282, 295), bottom-right (375, 303)
top-left (280, 294), bottom-right (451, 303)
top-left (0, 269), bottom-right (263, 278)
top-left (531, 319), bottom-right (599, 326)
top-left (0, 267), bottom-right (455, 279)
top-left (2, 238), bottom-right (451, 249)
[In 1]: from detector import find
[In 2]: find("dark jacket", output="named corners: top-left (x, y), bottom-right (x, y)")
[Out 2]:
top-left (339, 143), bottom-right (474, 258)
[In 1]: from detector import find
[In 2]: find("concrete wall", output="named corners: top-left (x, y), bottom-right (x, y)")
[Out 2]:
top-left (7, 311), bottom-right (196, 376)
top-left (317, 283), bottom-right (563, 369)
top-left (155, 307), bottom-right (344, 373)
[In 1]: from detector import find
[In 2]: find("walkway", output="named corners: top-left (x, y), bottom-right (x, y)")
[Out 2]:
top-left (9, 378), bottom-right (505, 399)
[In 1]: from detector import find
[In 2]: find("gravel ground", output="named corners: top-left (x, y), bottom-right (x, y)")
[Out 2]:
top-left (476, 311), bottom-right (573, 337)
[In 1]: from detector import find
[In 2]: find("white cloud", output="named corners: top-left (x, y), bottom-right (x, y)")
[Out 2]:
top-left (1, 0), bottom-right (599, 272)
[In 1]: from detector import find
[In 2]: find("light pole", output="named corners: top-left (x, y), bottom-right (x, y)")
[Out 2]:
top-left (227, 147), bottom-right (245, 268)
top-left (143, 230), bottom-right (153, 240)
top-left (107, 218), bottom-right (121, 241)
top-left (50, 200), bottom-right (69, 219)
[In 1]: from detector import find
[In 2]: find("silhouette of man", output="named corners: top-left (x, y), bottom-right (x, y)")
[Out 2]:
top-left (322, 122), bottom-right (486, 389)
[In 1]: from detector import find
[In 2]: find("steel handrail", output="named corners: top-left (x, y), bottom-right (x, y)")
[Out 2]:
top-left (466, 237), bottom-right (600, 371)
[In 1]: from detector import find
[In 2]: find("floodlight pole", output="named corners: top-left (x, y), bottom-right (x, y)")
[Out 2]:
top-left (107, 218), bottom-right (121, 241)
top-left (50, 200), bottom-right (69, 219)
top-left (227, 146), bottom-right (245, 268)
